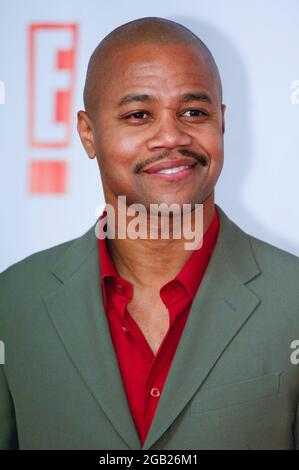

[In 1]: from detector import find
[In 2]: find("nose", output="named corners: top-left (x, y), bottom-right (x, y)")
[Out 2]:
top-left (146, 112), bottom-right (192, 150)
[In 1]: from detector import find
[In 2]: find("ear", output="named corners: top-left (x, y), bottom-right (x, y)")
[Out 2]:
top-left (77, 110), bottom-right (96, 159)
top-left (221, 104), bottom-right (226, 134)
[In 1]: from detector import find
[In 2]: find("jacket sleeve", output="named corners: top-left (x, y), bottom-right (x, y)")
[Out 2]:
top-left (0, 365), bottom-right (18, 449)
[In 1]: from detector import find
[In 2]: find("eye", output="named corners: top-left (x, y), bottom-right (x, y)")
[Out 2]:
top-left (181, 109), bottom-right (209, 117)
top-left (125, 111), bottom-right (150, 120)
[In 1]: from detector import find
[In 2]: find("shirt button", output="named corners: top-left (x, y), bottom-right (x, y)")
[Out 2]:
top-left (121, 325), bottom-right (129, 332)
top-left (150, 387), bottom-right (161, 398)
top-left (115, 284), bottom-right (124, 294)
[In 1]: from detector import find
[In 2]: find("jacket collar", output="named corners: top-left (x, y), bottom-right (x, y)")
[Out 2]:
top-left (50, 203), bottom-right (260, 288)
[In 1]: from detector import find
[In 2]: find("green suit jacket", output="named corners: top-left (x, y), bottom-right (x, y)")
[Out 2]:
top-left (1, 204), bottom-right (299, 450)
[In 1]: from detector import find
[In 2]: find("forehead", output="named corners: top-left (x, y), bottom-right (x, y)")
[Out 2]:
top-left (99, 43), bottom-right (218, 103)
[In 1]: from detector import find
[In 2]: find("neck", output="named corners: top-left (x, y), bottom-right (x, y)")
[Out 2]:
top-left (104, 194), bottom-right (215, 289)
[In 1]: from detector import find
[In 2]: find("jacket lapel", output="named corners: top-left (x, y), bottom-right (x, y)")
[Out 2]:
top-left (142, 204), bottom-right (262, 449)
top-left (44, 225), bottom-right (141, 449)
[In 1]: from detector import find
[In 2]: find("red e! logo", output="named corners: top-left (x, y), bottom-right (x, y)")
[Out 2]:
top-left (28, 23), bottom-right (78, 194)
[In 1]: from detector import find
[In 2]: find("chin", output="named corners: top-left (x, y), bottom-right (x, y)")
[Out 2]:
top-left (151, 193), bottom-right (203, 207)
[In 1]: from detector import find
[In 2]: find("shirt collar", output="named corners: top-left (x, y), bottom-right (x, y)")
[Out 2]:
top-left (175, 205), bottom-right (220, 299)
top-left (98, 205), bottom-right (220, 303)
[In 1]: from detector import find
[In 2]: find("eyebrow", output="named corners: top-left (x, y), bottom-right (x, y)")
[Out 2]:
top-left (179, 92), bottom-right (213, 104)
top-left (117, 92), bottom-right (213, 107)
top-left (117, 94), bottom-right (155, 107)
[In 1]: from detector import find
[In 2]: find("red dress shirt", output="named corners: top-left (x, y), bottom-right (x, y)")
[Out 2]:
top-left (98, 206), bottom-right (220, 445)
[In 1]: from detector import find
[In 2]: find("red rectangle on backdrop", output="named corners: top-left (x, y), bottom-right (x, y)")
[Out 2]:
top-left (55, 90), bottom-right (71, 123)
top-left (57, 49), bottom-right (74, 70)
top-left (29, 160), bottom-right (68, 194)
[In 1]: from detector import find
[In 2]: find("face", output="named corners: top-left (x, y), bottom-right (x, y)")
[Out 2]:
top-left (77, 42), bottom-right (225, 210)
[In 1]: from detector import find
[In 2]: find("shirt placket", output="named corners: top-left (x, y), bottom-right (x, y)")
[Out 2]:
top-left (142, 283), bottom-right (188, 434)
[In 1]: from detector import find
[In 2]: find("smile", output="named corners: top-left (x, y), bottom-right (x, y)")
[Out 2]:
top-left (142, 157), bottom-right (197, 181)
top-left (142, 162), bottom-right (198, 181)
top-left (156, 165), bottom-right (193, 175)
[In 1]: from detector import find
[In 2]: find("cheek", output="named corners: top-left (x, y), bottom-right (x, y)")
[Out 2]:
top-left (196, 126), bottom-right (224, 163)
top-left (96, 124), bottom-right (144, 168)
top-left (94, 129), bottom-right (145, 196)
top-left (197, 127), bottom-right (224, 181)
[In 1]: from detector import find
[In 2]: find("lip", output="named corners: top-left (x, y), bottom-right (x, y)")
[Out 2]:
top-left (142, 159), bottom-right (198, 182)
top-left (142, 157), bottom-right (198, 174)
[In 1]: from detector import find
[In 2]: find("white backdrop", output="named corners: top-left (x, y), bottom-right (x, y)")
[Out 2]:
top-left (1, 0), bottom-right (299, 272)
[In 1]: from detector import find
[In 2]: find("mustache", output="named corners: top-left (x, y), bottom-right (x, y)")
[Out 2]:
top-left (134, 149), bottom-right (208, 174)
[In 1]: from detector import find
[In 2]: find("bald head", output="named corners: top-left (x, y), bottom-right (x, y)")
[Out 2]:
top-left (83, 17), bottom-right (223, 118)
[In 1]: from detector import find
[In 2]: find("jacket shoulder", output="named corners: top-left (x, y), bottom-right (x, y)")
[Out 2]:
top-left (248, 233), bottom-right (299, 273)
top-left (217, 205), bottom-right (299, 282)
top-left (246, 233), bottom-right (299, 305)
top-left (0, 236), bottom-right (79, 302)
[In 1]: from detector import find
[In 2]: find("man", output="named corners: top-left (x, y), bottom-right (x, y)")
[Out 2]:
top-left (1, 17), bottom-right (299, 450)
